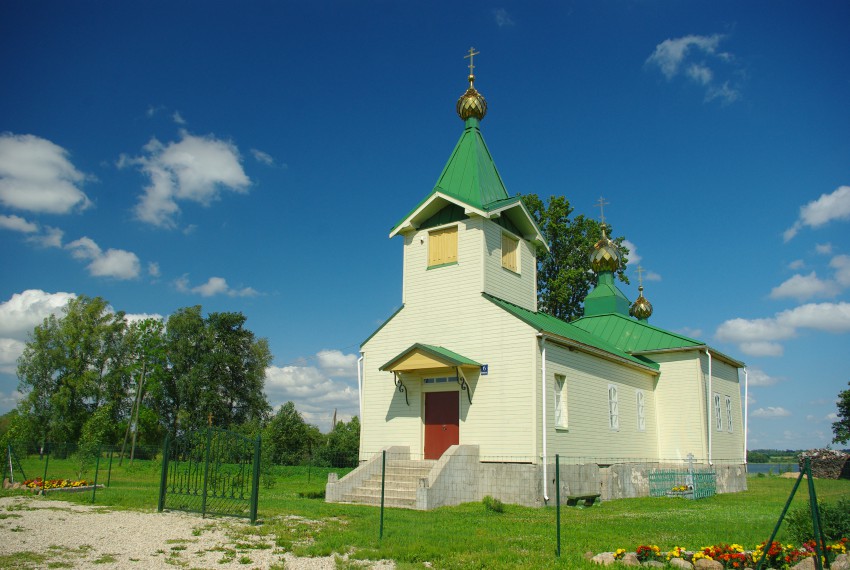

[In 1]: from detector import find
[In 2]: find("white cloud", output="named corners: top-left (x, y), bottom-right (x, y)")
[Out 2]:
top-left (175, 275), bottom-right (258, 297)
top-left (746, 368), bottom-right (779, 387)
top-left (769, 271), bottom-right (840, 301)
top-left (716, 302), bottom-right (850, 356)
top-left (493, 8), bottom-right (515, 28)
top-left (826, 412), bottom-right (838, 421)
top-left (0, 133), bottom-right (92, 213)
top-left (622, 240), bottom-right (641, 264)
top-left (264, 353), bottom-right (360, 432)
top-left (172, 111), bottom-right (186, 125)
top-left (751, 406), bottom-right (791, 418)
top-left (677, 326), bottom-right (703, 339)
top-left (644, 270), bottom-right (662, 282)
top-left (0, 338), bottom-right (26, 374)
top-left (250, 149), bottom-right (275, 166)
top-left (0, 214), bottom-right (38, 233)
top-left (316, 349), bottom-right (358, 377)
top-left (0, 289), bottom-right (76, 338)
top-left (124, 312), bottom-right (164, 324)
top-left (148, 261), bottom-right (161, 278)
top-left (784, 186), bottom-right (850, 241)
top-left (66, 236), bottom-right (141, 280)
top-left (830, 254), bottom-right (850, 287)
top-left (645, 34), bottom-right (740, 104)
top-left (28, 226), bottom-right (64, 248)
top-left (788, 259), bottom-right (805, 270)
top-left (124, 131), bottom-right (250, 228)
top-left (816, 243), bottom-right (833, 255)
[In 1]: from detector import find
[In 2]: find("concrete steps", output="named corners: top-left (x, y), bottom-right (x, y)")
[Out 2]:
top-left (340, 460), bottom-right (436, 509)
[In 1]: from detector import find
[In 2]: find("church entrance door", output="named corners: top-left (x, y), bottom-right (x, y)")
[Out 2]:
top-left (424, 391), bottom-right (459, 460)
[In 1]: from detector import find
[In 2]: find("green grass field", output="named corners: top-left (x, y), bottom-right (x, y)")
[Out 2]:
top-left (5, 455), bottom-right (850, 569)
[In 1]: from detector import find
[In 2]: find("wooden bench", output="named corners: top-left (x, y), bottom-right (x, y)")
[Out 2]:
top-left (566, 494), bottom-right (600, 507)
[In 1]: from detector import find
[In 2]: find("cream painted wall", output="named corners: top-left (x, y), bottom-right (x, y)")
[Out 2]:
top-left (652, 353), bottom-right (709, 461)
top-left (481, 218), bottom-right (536, 311)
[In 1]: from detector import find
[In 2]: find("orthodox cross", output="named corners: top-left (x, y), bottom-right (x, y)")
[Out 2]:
top-left (207, 412), bottom-right (213, 427)
top-left (464, 47), bottom-right (480, 76)
top-left (636, 265), bottom-right (645, 287)
top-left (595, 196), bottom-right (609, 225)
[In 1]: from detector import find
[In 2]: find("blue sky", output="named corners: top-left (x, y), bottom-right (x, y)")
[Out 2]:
top-left (1, 1), bottom-right (848, 448)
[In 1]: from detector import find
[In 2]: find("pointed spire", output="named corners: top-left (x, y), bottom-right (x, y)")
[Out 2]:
top-left (457, 47), bottom-right (487, 121)
top-left (583, 200), bottom-right (630, 317)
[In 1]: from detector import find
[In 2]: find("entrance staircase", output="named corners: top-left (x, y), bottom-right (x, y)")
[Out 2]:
top-left (339, 459), bottom-right (436, 508)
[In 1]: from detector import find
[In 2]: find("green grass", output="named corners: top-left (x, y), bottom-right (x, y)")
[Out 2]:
top-left (4, 456), bottom-right (850, 569)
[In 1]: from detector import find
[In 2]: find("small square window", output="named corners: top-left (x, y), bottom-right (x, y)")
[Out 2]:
top-left (428, 226), bottom-right (458, 267)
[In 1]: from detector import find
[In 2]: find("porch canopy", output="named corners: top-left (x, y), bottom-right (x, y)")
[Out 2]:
top-left (380, 343), bottom-right (481, 375)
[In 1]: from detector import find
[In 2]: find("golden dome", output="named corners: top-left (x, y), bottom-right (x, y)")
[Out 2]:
top-left (629, 285), bottom-right (654, 320)
top-left (590, 224), bottom-right (621, 273)
top-left (457, 74), bottom-right (487, 121)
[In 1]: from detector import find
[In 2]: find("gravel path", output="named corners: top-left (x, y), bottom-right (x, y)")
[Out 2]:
top-left (0, 496), bottom-right (395, 569)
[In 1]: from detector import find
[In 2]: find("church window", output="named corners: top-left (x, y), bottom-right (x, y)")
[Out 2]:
top-left (714, 393), bottom-right (723, 431)
top-left (608, 385), bottom-right (619, 430)
top-left (554, 374), bottom-right (567, 428)
top-left (636, 390), bottom-right (646, 431)
top-left (725, 395), bottom-right (733, 432)
top-left (428, 225), bottom-right (458, 267)
top-left (501, 233), bottom-right (519, 273)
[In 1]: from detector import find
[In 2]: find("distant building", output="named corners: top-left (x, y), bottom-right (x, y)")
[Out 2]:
top-left (327, 57), bottom-right (747, 509)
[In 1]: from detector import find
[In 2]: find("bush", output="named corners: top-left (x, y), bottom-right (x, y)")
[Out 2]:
top-left (482, 495), bottom-right (504, 513)
top-left (786, 497), bottom-right (850, 543)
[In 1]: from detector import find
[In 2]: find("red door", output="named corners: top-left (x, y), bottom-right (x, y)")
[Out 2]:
top-left (424, 391), bottom-right (459, 460)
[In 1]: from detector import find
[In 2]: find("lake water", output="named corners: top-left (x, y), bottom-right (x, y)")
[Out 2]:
top-left (747, 463), bottom-right (799, 474)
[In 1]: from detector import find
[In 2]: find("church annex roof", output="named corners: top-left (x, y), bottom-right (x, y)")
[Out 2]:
top-left (483, 293), bottom-right (659, 373)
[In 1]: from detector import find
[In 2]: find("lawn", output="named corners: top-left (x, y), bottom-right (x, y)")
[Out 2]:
top-left (5, 454), bottom-right (850, 569)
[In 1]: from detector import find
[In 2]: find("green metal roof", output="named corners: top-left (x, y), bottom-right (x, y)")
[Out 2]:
top-left (380, 343), bottom-right (482, 371)
top-left (583, 273), bottom-right (631, 317)
top-left (571, 312), bottom-right (703, 352)
top-left (483, 293), bottom-right (659, 372)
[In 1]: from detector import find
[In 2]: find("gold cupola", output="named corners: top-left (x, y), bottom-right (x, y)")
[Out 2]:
top-left (590, 223), bottom-right (621, 273)
top-left (456, 48), bottom-right (487, 121)
top-left (629, 285), bottom-right (654, 321)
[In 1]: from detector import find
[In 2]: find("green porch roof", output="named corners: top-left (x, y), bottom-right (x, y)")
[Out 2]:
top-left (483, 294), bottom-right (659, 372)
top-left (380, 343), bottom-right (482, 372)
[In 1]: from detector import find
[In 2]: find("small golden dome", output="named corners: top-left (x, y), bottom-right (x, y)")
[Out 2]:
top-left (590, 224), bottom-right (621, 273)
top-left (630, 285), bottom-right (653, 320)
top-left (457, 74), bottom-right (487, 121)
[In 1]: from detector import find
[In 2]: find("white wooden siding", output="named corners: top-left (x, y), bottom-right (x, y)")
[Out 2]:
top-left (482, 218), bottom-right (536, 311)
top-left (651, 353), bottom-right (708, 461)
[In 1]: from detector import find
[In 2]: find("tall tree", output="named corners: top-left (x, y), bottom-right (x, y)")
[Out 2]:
top-left (521, 194), bottom-right (630, 322)
top-left (832, 382), bottom-right (850, 445)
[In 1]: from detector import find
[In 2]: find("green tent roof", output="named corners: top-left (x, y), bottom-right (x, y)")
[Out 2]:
top-left (571, 312), bottom-right (703, 353)
top-left (483, 293), bottom-right (658, 372)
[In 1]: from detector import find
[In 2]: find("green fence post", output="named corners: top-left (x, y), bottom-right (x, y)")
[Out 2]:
top-left (201, 428), bottom-right (212, 519)
top-left (41, 443), bottom-right (50, 495)
top-left (91, 445), bottom-right (101, 503)
top-left (556, 454), bottom-right (561, 558)
top-left (249, 435), bottom-right (261, 524)
top-left (379, 450), bottom-right (386, 540)
top-left (157, 435), bottom-right (170, 512)
top-left (106, 447), bottom-right (114, 488)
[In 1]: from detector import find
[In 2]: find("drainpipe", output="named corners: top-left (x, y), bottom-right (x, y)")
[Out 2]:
top-left (539, 334), bottom-right (549, 502)
top-left (743, 367), bottom-right (748, 464)
top-left (705, 350), bottom-right (713, 466)
top-left (357, 353), bottom-right (364, 419)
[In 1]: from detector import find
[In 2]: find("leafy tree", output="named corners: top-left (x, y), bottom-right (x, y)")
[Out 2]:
top-left (264, 401), bottom-right (323, 465)
top-left (521, 194), bottom-right (630, 322)
top-left (318, 416), bottom-right (360, 468)
top-left (747, 450), bottom-right (771, 463)
top-left (832, 381), bottom-right (850, 445)
top-left (15, 296), bottom-right (130, 444)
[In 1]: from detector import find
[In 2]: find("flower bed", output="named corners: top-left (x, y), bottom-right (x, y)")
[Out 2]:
top-left (22, 478), bottom-right (102, 493)
top-left (600, 538), bottom-right (849, 569)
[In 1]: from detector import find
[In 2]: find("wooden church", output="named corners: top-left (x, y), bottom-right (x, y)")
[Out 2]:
top-left (327, 54), bottom-right (747, 509)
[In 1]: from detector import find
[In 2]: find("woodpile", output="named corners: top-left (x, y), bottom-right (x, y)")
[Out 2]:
top-left (798, 449), bottom-right (850, 479)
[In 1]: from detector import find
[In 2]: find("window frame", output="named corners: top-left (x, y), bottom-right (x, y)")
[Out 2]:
top-left (636, 389), bottom-right (646, 432)
top-left (554, 374), bottom-right (567, 429)
top-left (725, 395), bottom-right (733, 433)
top-left (427, 224), bottom-right (459, 268)
top-left (608, 384), bottom-right (619, 431)
top-left (501, 232), bottom-right (520, 274)
top-left (714, 392), bottom-right (723, 431)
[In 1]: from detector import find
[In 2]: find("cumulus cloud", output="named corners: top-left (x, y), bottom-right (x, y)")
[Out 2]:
top-left (250, 149), bottom-right (275, 166)
top-left (175, 275), bottom-right (258, 297)
top-left (66, 236), bottom-right (141, 280)
top-left (121, 131), bottom-right (250, 228)
top-left (677, 326), bottom-right (703, 339)
top-left (751, 406), bottom-right (791, 418)
top-left (0, 214), bottom-right (38, 233)
top-left (769, 271), bottom-right (840, 301)
top-left (172, 111), bottom-right (186, 125)
top-left (148, 261), bottom-right (161, 278)
top-left (28, 226), bottom-right (64, 248)
top-left (788, 259), bottom-right (805, 270)
top-left (645, 33), bottom-right (740, 104)
top-left (493, 8), bottom-right (515, 28)
top-left (784, 186), bottom-right (850, 242)
top-left (816, 243), bottom-right (833, 255)
top-left (264, 350), bottom-right (360, 431)
top-left (622, 240), bottom-right (641, 264)
top-left (0, 290), bottom-right (76, 373)
top-left (0, 133), bottom-right (92, 213)
top-left (746, 368), bottom-right (779, 387)
top-left (716, 302), bottom-right (850, 356)
top-left (830, 254), bottom-right (850, 286)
